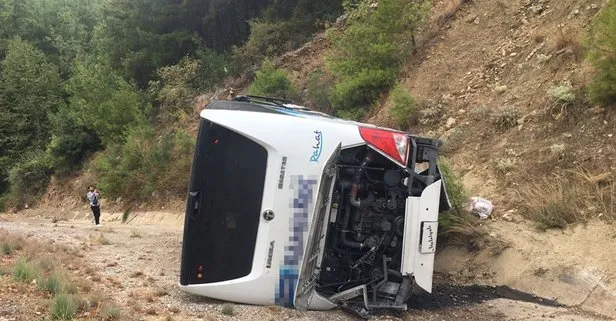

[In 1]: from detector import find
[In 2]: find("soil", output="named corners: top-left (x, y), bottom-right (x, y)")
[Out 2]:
top-left (0, 211), bottom-right (613, 321)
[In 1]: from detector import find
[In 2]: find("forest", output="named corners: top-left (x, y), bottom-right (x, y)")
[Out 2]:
top-left (0, 0), bottom-right (348, 208)
top-left (1, 0), bottom-right (614, 210)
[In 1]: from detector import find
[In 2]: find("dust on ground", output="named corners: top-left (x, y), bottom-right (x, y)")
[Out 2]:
top-left (0, 211), bottom-right (612, 321)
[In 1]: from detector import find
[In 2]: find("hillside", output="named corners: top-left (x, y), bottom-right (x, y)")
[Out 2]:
top-left (215, 0), bottom-right (616, 317)
top-left (18, 0), bottom-right (616, 318)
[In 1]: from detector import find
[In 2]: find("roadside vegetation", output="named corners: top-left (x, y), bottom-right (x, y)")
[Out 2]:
top-left (0, 229), bottom-right (122, 320)
top-left (518, 169), bottom-right (615, 230)
top-left (437, 158), bottom-right (487, 250)
top-left (585, 0), bottom-right (616, 107)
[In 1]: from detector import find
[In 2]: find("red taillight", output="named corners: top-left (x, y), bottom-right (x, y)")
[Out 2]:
top-left (359, 127), bottom-right (409, 166)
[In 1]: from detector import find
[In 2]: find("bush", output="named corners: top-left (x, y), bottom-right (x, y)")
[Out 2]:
top-left (8, 151), bottom-right (54, 208)
top-left (249, 59), bottom-right (297, 99)
top-left (548, 81), bottom-right (576, 104)
top-left (518, 177), bottom-right (583, 230)
top-left (50, 294), bottom-right (78, 320)
top-left (39, 274), bottom-right (63, 295)
top-left (490, 106), bottom-right (520, 131)
top-left (65, 56), bottom-right (150, 146)
top-left (12, 257), bottom-right (37, 283)
top-left (102, 304), bottom-right (122, 320)
top-left (49, 108), bottom-right (101, 175)
top-left (241, 19), bottom-right (294, 67)
top-left (305, 69), bottom-right (334, 112)
top-left (586, 1), bottom-right (616, 107)
top-left (330, 68), bottom-right (396, 112)
top-left (94, 126), bottom-right (195, 200)
top-left (327, 0), bottom-right (430, 113)
top-left (437, 158), bottom-right (486, 249)
top-left (387, 83), bottom-right (416, 128)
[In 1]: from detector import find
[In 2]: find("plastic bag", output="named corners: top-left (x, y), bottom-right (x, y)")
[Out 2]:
top-left (468, 197), bottom-right (494, 220)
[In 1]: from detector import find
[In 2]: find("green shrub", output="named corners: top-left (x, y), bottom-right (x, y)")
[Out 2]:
top-left (49, 108), bottom-right (101, 175)
top-left (330, 68), bottom-right (395, 112)
top-left (249, 59), bottom-right (297, 99)
top-left (50, 294), bottom-right (78, 320)
top-left (8, 151), bottom-right (53, 208)
top-left (490, 106), bottom-right (520, 131)
top-left (387, 83), bottom-right (416, 128)
top-left (327, 0), bottom-right (430, 113)
top-left (94, 127), bottom-right (195, 201)
top-left (150, 58), bottom-right (204, 123)
top-left (437, 158), bottom-right (485, 249)
top-left (241, 19), bottom-right (294, 67)
top-left (65, 56), bottom-right (150, 146)
top-left (2, 242), bottom-right (13, 255)
top-left (195, 48), bottom-right (230, 89)
top-left (102, 304), bottom-right (122, 320)
top-left (586, 1), bottom-right (616, 106)
top-left (305, 69), bottom-right (334, 112)
top-left (121, 207), bottom-right (132, 223)
top-left (39, 274), bottom-right (63, 295)
top-left (548, 81), bottom-right (576, 104)
top-left (12, 257), bottom-right (37, 283)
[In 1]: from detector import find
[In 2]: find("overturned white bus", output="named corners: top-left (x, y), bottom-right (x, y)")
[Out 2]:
top-left (179, 96), bottom-right (449, 314)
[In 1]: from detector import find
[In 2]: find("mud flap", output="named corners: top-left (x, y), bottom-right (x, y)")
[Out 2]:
top-left (400, 180), bottom-right (442, 293)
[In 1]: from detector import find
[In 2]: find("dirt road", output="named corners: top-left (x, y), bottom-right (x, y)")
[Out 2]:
top-left (0, 213), bottom-right (611, 321)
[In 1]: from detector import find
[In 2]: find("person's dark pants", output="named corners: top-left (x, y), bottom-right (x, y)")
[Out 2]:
top-left (91, 206), bottom-right (101, 225)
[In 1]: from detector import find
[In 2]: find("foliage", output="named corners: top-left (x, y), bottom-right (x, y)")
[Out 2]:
top-left (327, 0), bottom-right (430, 113)
top-left (0, 0), bottom-right (101, 76)
top-left (39, 274), bottom-right (63, 295)
top-left (586, 1), bottom-right (616, 107)
top-left (305, 69), bottom-right (334, 112)
top-left (437, 158), bottom-right (486, 250)
top-left (12, 257), bottom-right (37, 283)
top-left (8, 151), bottom-right (54, 208)
top-left (94, 127), bottom-right (195, 201)
top-left (0, 37), bottom-right (62, 194)
top-left (50, 294), bottom-right (78, 320)
top-left (65, 56), bottom-right (150, 146)
top-left (49, 108), bottom-right (101, 175)
top-left (150, 58), bottom-right (201, 123)
top-left (387, 83), bottom-right (416, 128)
top-left (490, 106), bottom-right (520, 131)
top-left (548, 81), bottom-right (576, 104)
top-left (241, 19), bottom-right (294, 67)
top-left (101, 305), bottom-right (122, 320)
top-left (249, 59), bottom-right (297, 98)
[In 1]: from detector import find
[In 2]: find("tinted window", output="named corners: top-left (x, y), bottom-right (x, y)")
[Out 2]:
top-left (180, 119), bottom-right (268, 284)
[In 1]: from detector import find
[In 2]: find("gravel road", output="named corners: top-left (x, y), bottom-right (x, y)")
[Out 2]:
top-left (0, 214), bottom-right (610, 321)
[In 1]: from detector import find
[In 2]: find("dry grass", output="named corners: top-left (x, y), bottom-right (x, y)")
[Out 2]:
top-left (221, 304), bottom-right (235, 316)
top-left (0, 229), bottom-right (124, 320)
top-left (553, 27), bottom-right (582, 61)
top-left (438, 158), bottom-right (489, 250)
top-left (517, 169), bottom-right (614, 230)
top-left (130, 229), bottom-right (142, 238)
top-left (94, 233), bottom-right (112, 245)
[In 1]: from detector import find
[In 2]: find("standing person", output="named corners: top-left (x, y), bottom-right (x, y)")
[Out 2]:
top-left (87, 186), bottom-right (101, 225)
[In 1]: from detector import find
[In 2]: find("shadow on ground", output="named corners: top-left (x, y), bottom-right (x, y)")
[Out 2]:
top-left (406, 283), bottom-right (562, 310)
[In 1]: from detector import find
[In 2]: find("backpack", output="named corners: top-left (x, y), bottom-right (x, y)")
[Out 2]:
top-left (90, 193), bottom-right (99, 206)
